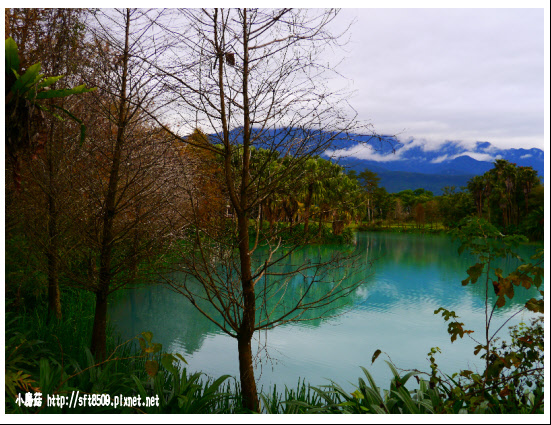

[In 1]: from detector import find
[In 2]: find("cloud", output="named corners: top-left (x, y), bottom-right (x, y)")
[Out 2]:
top-left (430, 152), bottom-right (498, 164)
top-left (327, 138), bottom-right (505, 164)
top-left (520, 154), bottom-right (533, 159)
top-left (325, 145), bottom-right (405, 162)
top-left (327, 8), bottom-right (544, 151)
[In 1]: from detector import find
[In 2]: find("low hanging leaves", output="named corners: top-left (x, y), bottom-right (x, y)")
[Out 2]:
top-left (461, 263), bottom-right (484, 286)
top-left (5, 37), bottom-right (20, 72)
top-left (371, 349), bottom-right (382, 365)
top-left (434, 308), bottom-right (473, 342)
top-left (525, 298), bottom-right (544, 314)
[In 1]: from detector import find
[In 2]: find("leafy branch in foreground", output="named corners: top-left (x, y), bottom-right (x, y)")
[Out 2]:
top-left (5, 36), bottom-right (96, 185)
top-left (432, 217), bottom-right (544, 412)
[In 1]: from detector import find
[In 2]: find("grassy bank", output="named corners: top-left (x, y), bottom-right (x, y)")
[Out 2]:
top-left (353, 220), bottom-right (448, 234)
top-left (249, 221), bottom-right (355, 245)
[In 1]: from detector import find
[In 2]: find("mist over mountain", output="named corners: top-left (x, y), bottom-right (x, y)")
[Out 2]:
top-left (216, 128), bottom-right (544, 195)
top-left (324, 134), bottom-right (544, 195)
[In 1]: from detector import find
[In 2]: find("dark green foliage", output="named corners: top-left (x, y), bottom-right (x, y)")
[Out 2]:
top-left (259, 380), bottom-right (324, 414)
top-left (5, 320), bottom-right (239, 414)
top-left (5, 233), bottom-right (48, 312)
top-left (131, 367), bottom-right (235, 414)
top-left (284, 363), bottom-right (444, 414)
top-left (466, 160), bottom-right (542, 240)
top-left (376, 170), bottom-right (475, 195)
top-left (6, 285), bottom-right (97, 365)
top-left (438, 186), bottom-right (475, 229)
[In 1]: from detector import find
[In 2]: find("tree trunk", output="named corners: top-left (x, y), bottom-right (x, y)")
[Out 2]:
top-left (236, 210), bottom-right (259, 412)
top-left (237, 333), bottom-right (258, 412)
top-left (236, 11), bottom-right (259, 410)
top-left (46, 249), bottom-right (62, 320)
top-left (304, 184), bottom-right (313, 234)
top-left (90, 289), bottom-right (108, 360)
top-left (46, 248), bottom-right (62, 320)
top-left (46, 122), bottom-right (62, 321)
top-left (90, 8), bottom-right (130, 361)
top-left (367, 195), bottom-right (371, 222)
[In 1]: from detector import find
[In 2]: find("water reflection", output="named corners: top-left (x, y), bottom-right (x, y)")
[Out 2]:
top-left (109, 232), bottom-right (541, 391)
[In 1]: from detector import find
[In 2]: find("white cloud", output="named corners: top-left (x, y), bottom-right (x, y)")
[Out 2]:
top-left (430, 155), bottom-right (450, 164)
top-left (520, 154), bottom-right (533, 159)
top-left (327, 8), bottom-right (544, 151)
top-left (325, 145), bottom-right (405, 162)
top-left (430, 152), bottom-right (498, 164)
top-left (327, 138), bottom-right (507, 164)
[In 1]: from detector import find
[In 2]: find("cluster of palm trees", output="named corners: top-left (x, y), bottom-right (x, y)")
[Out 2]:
top-left (466, 159), bottom-right (541, 229)
top-left (248, 151), bottom-right (367, 236)
top-left (198, 140), bottom-right (542, 240)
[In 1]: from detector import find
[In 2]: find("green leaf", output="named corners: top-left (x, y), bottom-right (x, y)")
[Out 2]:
top-left (5, 37), bottom-right (19, 73)
top-left (174, 353), bottom-right (188, 364)
top-left (152, 342), bottom-right (162, 354)
top-left (37, 75), bottom-right (64, 89)
top-left (12, 63), bottom-right (42, 95)
top-left (131, 374), bottom-right (149, 401)
top-left (47, 104), bottom-right (87, 144)
top-left (384, 361), bottom-right (400, 380)
top-left (138, 337), bottom-right (146, 352)
top-left (351, 389), bottom-right (364, 400)
top-left (464, 263), bottom-right (484, 285)
top-left (35, 84), bottom-right (96, 99)
top-left (370, 404), bottom-right (387, 414)
top-left (161, 354), bottom-right (179, 375)
top-left (392, 387), bottom-right (419, 414)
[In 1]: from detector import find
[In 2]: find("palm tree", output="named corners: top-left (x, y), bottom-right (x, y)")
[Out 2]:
top-left (301, 157), bottom-right (321, 234)
top-left (358, 169), bottom-right (380, 222)
top-left (517, 166), bottom-right (539, 216)
top-left (467, 175), bottom-right (486, 218)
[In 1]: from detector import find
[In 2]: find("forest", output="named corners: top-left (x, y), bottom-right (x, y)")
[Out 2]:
top-left (4, 8), bottom-right (544, 415)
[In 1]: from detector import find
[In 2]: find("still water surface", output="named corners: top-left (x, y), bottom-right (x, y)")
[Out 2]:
top-left (109, 232), bottom-right (540, 392)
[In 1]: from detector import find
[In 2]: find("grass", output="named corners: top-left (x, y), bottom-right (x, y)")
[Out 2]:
top-left (354, 220), bottom-right (448, 233)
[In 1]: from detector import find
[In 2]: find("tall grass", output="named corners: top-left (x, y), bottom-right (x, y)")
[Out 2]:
top-left (8, 286), bottom-right (112, 365)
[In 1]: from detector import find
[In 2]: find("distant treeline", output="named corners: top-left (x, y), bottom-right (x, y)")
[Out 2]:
top-left (346, 158), bottom-right (543, 240)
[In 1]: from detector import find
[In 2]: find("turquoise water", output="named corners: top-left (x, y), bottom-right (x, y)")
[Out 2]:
top-left (109, 232), bottom-right (541, 392)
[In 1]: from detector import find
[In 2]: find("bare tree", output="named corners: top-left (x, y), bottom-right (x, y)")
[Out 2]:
top-left (6, 8), bottom-right (92, 320)
top-left (149, 8), bottom-right (373, 411)
top-left (75, 8), bottom-right (189, 360)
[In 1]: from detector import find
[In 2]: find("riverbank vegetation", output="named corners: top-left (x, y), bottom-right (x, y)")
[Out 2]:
top-left (348, 160), bottom-right (543, 241)
top-left (5, 8), bottom-right (544, 414)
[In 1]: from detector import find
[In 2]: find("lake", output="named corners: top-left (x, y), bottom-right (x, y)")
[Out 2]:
top-left (109, 231), bottom-right (541, 392)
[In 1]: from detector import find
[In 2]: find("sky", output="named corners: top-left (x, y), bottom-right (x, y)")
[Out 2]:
top-left (323, 6), bottom-right (545, 154)
top-left (18, 2), bottom-right (544, 156)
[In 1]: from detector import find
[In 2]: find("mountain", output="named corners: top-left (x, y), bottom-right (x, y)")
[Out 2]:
top-left (375, 171), bottom-right (475, 195)
top-left (213, 128), bottom-right (544, 194)
top-left (325, 134), bottom-right (544, 194)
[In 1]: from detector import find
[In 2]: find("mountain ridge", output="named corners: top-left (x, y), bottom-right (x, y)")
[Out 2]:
top-left (324, 134), bottom-right (543, 193)
top-left (211, 128), bottom-right (544, 194)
